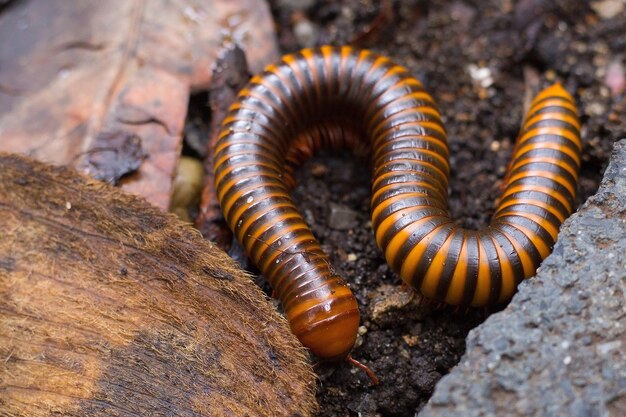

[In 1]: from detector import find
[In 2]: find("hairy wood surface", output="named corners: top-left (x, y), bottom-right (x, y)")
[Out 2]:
top-left (0, 153), bottom-right (316, 416)
top-left (0, 0), bottom-right (278, 209)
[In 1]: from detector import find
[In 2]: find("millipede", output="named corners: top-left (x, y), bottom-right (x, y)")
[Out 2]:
top-left (213, 46), bottom-right (582, 368)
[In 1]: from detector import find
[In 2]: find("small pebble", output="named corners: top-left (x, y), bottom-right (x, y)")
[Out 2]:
top-left (402, 334), bottom-right (420, 347)
top-left (590, 0), bottom-right (624, 19)
top-left (169, 156), bottom-right (204, 222)
top-left (467, 64), bottom-right (494, 88)
top-left (604, 59), bottom-right (625, 96)
top-left (455, 112), bottom-right (472, 122)
top-left (585, 102), bottom-right (606, 117)
top-left (449, 1), bottom-right (476, 26)
top-left (328, 203), bottom-right (359, 230)
top-left (292, 11), bottom-right (318, 48)
top-left (310, 163), bottom-right (329, 177)
top-left (400, 348), bottom-right (411, 360)
top-left (369, 284), bottom-right (424, 325)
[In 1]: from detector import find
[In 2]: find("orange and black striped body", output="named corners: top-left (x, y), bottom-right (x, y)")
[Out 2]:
top-left (213, 46), bottom-right (582, 359)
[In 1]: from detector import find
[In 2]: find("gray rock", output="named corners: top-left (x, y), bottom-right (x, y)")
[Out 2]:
top-left (419, 140), bottom-right (626, 417)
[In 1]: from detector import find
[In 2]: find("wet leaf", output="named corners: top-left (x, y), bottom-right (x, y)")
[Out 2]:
top-left (0, 0), bottom-right (279, 209)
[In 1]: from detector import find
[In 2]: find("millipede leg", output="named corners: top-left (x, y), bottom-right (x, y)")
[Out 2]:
top-left (346, 355), bottom-right (379, 385)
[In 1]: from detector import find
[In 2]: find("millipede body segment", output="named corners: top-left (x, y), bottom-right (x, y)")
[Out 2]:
top-left (213, 46), bottom-right (582, 360)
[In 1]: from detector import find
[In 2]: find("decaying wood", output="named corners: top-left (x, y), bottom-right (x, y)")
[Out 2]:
top-left (196, 45), bottom-right (251, 251)
top-left (0, 0), bottom-right (279, 209)
top-left (0, 153), bottom-right (316, 416)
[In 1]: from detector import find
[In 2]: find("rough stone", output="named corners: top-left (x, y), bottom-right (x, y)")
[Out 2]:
top-left (419, 140), bottom-right (626, 417)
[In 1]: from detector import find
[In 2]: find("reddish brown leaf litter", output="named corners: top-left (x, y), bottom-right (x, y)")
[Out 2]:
top-left (0, 153), bottom-right (316, 416)
top-left (0, 0), bottom-right (278, 209)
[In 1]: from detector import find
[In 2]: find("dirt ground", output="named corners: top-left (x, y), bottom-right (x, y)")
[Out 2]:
top-left (186, 0), bottom-right (624, 415)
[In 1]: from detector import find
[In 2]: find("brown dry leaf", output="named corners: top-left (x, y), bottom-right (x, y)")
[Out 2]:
top-left (0, 0), bottom-right (279, 209)
top-left (0, 152), bottom-right (316, 416)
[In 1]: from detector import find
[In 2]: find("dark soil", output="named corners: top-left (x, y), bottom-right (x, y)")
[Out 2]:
top-left (186, 0), bottom-right (625, 415)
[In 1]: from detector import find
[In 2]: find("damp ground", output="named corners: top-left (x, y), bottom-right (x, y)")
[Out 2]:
top-left (186, 1), bottom-right (624, 414)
